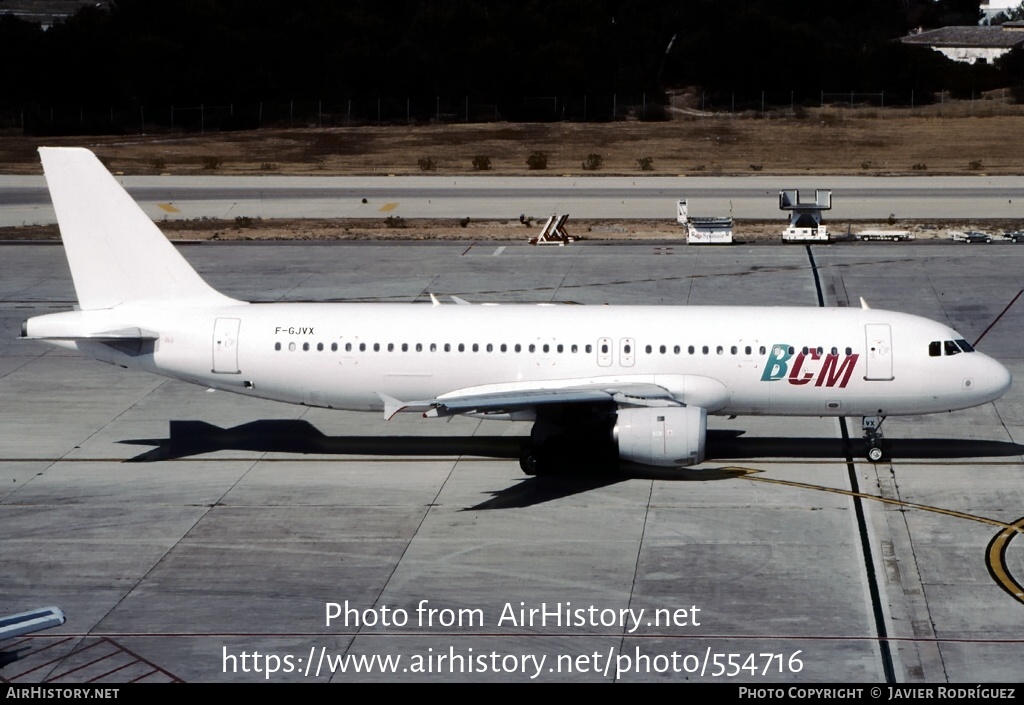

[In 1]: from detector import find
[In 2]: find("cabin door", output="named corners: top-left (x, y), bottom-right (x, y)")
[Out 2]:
top-left (864, 324), bottom-right (893, 381)
top-left (212, 317), bottom-right (241, 374)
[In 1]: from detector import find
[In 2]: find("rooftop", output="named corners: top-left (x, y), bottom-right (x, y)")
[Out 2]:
top-left (902, 25), bottom-right (1024, 48)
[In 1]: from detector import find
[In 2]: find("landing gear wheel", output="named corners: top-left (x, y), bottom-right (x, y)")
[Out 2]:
top-left (519, 449), bottom-right (541, 476)
top-left (861, 416), bottom-right (887, 463)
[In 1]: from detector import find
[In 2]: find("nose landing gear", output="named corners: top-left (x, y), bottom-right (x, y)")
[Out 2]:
top-left (862, 416), bottom-right (886, 462)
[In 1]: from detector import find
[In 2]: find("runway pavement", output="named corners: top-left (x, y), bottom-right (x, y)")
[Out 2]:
top-left (1, 174), bottom-right (1023, 226)
top-left (1, 240), bottom-right (1023, 682)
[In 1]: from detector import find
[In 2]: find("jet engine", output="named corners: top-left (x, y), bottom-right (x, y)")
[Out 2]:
top-left (613, 406), bottom-right (707, 467)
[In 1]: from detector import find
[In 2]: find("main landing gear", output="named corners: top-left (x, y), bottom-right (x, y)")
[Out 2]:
top-left (862, 416), bottom-right (886, 462)
top-left (518, 406), bottom-right (618, 476)
top-left (519, 447), bottom-right (542, 476)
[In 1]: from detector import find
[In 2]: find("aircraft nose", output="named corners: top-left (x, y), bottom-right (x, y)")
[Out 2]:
top-left (973, 355), bottom-right (1012, 402)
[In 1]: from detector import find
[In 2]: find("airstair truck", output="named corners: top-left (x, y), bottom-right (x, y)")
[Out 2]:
top-left (780, 189), bottom-right (831, 242)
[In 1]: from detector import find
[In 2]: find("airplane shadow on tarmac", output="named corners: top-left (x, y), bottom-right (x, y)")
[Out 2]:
top-left (118, 421), bottom-right (1024, 509)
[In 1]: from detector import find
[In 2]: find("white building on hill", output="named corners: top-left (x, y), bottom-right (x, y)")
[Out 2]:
top-left (902, 22), bottom-right (1024, 64)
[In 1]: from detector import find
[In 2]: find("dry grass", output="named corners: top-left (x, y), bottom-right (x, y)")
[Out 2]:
top-left (3, 103), bottom-right (1024, 177)
top-left (4, 105), bottom-right (1022, 241)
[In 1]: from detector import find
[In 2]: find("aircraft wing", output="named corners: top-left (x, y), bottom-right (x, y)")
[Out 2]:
top-left (379, 377), bottom-right (697, 420)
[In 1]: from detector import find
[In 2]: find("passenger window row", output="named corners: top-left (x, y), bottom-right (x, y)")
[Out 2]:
top-left (273, 341), bottom-right (597, 354)
top-left (642, 344), bottom-right (854, 356)
top-left (271, 341), bottom-right (854, 356)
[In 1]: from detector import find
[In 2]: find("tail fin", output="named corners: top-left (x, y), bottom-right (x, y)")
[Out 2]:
top-left (39, 147), bottom-right (239, 310)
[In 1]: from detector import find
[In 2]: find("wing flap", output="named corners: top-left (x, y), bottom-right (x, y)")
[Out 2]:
top-left (426, 388), bottom-right (620, 417)
top-left (380, 378), bottom-right (687, 420)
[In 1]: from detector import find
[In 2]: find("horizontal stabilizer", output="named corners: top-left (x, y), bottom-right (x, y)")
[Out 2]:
top-left (22, 326), bottom-right (159, 342)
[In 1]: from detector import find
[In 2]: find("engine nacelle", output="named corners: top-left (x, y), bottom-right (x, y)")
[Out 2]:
top-left (614, 406), bottom-right (707, 467)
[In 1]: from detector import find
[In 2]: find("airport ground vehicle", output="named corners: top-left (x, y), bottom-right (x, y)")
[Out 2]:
top-left (949, 230), bottom-right (992, 243)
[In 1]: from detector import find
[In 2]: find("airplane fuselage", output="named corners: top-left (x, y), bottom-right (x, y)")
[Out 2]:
top-left (28, 302), bottom-right (1011, 419)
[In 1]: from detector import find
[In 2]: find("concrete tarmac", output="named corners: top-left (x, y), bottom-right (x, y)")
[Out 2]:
top-left (1, 240), bottom-right (1023, 683)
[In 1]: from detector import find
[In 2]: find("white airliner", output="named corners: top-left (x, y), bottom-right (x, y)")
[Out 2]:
top-left (22, 147), bottom-right (1012, 471)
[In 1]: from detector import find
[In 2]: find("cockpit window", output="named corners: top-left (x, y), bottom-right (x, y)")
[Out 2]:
top-left (932, 339), bottom-right (976, 356)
